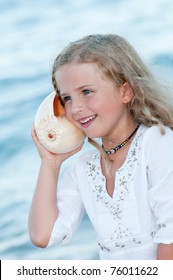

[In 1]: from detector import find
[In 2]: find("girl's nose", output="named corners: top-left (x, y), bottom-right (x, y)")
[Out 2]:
top-left (71, 98), bottom-right (84, 115)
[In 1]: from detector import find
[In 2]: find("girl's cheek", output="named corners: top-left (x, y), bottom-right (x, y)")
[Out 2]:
top-left (64, 106), bottom-right (72, 120)
top-left (64, 104), bottom-right (69, 114)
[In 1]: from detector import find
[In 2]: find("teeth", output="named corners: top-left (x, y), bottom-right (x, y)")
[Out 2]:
top-left (80, 115), bottom-right (96, 124)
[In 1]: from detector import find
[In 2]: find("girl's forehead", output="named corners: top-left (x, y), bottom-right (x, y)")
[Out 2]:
top-left (55, 62), bottom-right (106, 82)
top-left (54, 63), bottom-right (115, 93)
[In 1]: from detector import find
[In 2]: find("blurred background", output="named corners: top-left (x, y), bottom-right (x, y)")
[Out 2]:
top-left (0, 0), bottom-right (173, 260)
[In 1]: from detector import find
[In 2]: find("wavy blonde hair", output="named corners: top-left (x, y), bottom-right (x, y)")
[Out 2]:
top-left (52, 34), bottom-right (173, 170)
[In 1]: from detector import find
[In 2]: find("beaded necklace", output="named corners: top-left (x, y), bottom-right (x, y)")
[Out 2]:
top-left (102, 125), bottom-right (140, 155)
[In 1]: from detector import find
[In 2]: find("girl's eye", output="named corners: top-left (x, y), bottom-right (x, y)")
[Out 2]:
top-left (63, 96), bottom-right (71, 103)
top-left (83, 89), bottom-right (92, 95)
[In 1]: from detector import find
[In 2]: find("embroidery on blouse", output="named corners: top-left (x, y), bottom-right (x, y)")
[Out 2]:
top-left (158, 223), bottom-right (166, 228)
top-left (98, 227), bottom-right (158, 252)
top-left (86, 126), bottom-right (152, 250)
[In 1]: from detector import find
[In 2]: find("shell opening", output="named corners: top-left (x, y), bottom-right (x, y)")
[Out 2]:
top-left (53, 94), bottom-right (65, 117)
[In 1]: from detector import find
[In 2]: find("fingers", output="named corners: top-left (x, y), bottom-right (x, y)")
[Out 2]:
top-left (31, 124), bottom-right (40, 145)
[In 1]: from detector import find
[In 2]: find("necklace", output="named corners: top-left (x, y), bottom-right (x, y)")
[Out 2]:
top-left (102, 125), bottom-right (140, 155)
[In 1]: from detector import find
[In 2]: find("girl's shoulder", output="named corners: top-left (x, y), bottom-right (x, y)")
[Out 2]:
top-left (141, 124), bottom-right (173, 141)
top-left (139, 124), bottom-right (173, 157)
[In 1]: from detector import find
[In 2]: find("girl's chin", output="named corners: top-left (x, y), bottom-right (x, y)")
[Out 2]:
top-left (84, 131), bottom-right (102, 139)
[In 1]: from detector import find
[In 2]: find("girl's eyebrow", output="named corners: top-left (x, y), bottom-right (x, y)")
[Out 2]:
top-left (60, 84), bottom-right (94, 97)
top-left (60, 92), bottom-right (67, 98)
top-left (76, 84), bottom-right (94, 90)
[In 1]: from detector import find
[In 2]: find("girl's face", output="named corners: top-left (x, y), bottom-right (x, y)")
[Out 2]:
top-left (54, 63), bottom-right (133, 139)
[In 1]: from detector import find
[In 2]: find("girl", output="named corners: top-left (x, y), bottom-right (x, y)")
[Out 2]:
top-left (29, 34), bottom-right (173, 259)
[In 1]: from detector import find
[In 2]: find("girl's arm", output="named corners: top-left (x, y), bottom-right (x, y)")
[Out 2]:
top-left (157, 244), bottom-right (173, 260)
top-left (28, 127), bottom-right (83, 248)
top-left (145, 127), bottom-right (173, 260)
top-left (28, 160), bottom-right (60, 248)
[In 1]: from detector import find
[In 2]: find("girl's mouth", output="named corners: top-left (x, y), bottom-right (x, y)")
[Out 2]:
top-left (78, 114), bottom-right (97, 127)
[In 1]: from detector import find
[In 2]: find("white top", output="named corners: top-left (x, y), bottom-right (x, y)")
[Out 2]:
top-left (47, 125), bottom-right (173, 259)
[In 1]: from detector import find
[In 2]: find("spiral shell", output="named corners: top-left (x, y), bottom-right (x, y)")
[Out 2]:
top-left (34, 92), bottom-right (86, 153)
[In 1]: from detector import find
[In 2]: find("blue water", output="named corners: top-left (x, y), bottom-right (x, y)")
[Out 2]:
top-left (1, 0), bottom-right (173, 260)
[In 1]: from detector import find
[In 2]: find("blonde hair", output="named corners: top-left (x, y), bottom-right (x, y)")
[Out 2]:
top-left (52, 34), bottom-right (173, 171)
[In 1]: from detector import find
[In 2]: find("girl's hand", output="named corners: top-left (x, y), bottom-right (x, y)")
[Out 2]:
top-left (31, 125), bottom-right (84, 165)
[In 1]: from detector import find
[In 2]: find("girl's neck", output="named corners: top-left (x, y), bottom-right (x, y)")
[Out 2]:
top-left (102, 119), bottom-right (137, 150)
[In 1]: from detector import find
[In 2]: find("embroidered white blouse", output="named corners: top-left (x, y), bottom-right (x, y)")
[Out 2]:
top-left (47, 125), bottom-right (173, 259)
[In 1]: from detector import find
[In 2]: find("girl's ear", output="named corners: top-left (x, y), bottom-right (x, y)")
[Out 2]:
top-left (120, 82), bottom-right (134, 104)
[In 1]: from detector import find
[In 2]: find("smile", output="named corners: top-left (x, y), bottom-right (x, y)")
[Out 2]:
top-left (79, 114), bottom-right (97, 125)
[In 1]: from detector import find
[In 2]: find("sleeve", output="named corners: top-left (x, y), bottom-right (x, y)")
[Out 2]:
top-left (146, 126), bottom-right (173, 244)
top-left (47, 165), bottom-right (85, 247)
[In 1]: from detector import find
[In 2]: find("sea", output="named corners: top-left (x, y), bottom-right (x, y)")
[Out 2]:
top-left (0, 0), bottom-right (173, 260)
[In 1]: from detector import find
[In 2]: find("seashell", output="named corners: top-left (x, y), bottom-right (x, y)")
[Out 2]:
top-left (34, 92), bottom-right (86, 153)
